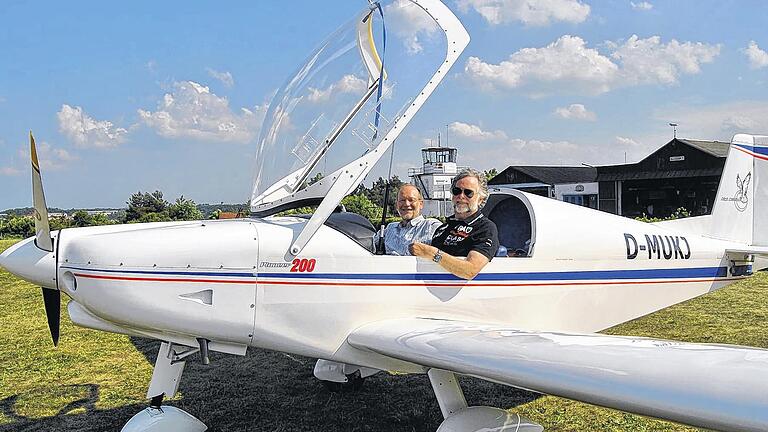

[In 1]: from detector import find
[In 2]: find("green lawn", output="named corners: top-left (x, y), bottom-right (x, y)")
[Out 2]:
top-left (1, 237), bottom-right (765, 431)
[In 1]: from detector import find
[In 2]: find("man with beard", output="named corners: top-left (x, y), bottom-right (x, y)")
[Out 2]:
top-left (409, 169), bottom-right (499, 280)
top-left (374, 184), bottom-right (442, 255)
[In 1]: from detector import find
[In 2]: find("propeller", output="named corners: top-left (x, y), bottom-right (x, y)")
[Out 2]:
top-left (30, 132), bottom-right (60, 346)
top-left (42, 288), bottom-right (60, 346)
top-left (31, 132), bottom-right (53, 252)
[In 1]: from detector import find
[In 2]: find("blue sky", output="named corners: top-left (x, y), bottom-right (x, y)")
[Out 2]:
top-left (1, 0), bottom-right (767, 209)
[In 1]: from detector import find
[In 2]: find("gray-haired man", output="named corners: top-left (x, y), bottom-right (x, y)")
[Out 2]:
top-left (410, 169), bottom-right (499, 279)
top-left (375, 184), bottom-right (442, 255)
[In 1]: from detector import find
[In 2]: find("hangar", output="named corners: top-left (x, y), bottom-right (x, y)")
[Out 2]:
top-left (488, 138), bottom-right (730, 218)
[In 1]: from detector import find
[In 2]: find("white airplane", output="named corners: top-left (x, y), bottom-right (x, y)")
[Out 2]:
top-left (2, 1), bottom-right (768, 431)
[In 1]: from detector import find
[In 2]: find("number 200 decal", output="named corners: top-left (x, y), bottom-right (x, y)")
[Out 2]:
top-left (290, 258), bottom-right (316, 272)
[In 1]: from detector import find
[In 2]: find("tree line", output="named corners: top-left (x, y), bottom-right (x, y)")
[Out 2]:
top-left (1, 170), bottom-right (497, 238)
top-left (0, 191), bottom-right (225, 239)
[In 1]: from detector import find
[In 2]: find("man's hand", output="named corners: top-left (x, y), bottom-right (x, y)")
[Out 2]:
top-left (409, 242), bottom-right (490, 280)
top-left (409, 241), bottom-right (436, 259)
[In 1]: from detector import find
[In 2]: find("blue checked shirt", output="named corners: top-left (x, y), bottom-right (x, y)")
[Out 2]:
top-left (374, 215), bottom-right (443, 256)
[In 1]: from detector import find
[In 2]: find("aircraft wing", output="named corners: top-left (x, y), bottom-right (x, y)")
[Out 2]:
top-left (348, 318), bottom-right (768, 432)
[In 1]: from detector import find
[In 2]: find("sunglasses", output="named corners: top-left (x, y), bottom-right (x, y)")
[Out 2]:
top-left (451, 187), bottom-right (475, 198)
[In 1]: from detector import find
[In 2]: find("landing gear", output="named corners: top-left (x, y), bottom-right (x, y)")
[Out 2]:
top-left (320, 369), bottom-right (366, 392)
top-left (120, 342), bottom-right (208, 432)
top-left (428, 369), bottom-right (543, 432)
top-left (314, 359), bottom-right (379, 392)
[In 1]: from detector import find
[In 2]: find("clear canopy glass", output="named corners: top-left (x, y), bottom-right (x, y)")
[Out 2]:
top-left (251, 0), bottom-right (447, 208)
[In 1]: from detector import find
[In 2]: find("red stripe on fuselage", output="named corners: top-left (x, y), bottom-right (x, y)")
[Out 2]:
top-left (734, 145), bottom-right (768, 161)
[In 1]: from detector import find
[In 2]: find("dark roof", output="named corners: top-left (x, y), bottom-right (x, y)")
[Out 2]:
top-left (597, 167), bottom-right (724, 181)
top-left (492, 138), bottom-right (728, 186)
top-left (490, 166), bottom-right (596, 186)
top-left (675, 139), bottom-right (730, 158)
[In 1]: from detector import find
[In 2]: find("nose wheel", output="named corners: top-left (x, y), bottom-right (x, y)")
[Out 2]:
top-left (121, 341), bottom-right (208, 432)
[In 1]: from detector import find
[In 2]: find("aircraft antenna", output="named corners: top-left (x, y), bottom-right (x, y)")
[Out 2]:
top-left (376, 139), bottom-right (397, 255)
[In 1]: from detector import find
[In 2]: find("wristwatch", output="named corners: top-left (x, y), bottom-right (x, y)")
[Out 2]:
top-left (433, 250), bottom-right (443, 263)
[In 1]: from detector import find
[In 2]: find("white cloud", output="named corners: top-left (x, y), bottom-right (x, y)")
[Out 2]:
top-left (465, 34), bottom-right (720, 96)
top-left (457, 0), bottom-right (590, 26)
top-left (57, 104), bottom-right (128, 149)
top-left (630, 1), bottom-right (653, 11)
top-left (654, 101), bottom-right (768, 141)
top-left (0, 166), bottom-right (21, 176)
top-left (138, 81), bottom-right (266, 143)
top-left (448, 121), bottom-right (508, 141)
top-left (384, 0), bottom-right (439, 54)
top-left (307, 75), bottom-right (369, 103)
top-left (609, 35), bottom-right (721, 86)
top-left (434, 123), bottom-right (584, 168)
top-left (615, 136), bottom-right (641, 146)
top-left (465, 35), bottom-right (618, 94)
top-left (554, 103), bottom-right (596, 120)
top-left (18, 140), bottom-right (77, 171)
top-left (207, 68), bottom-right (235, 87)
top-left (742, 41), bottom-right (768, 69)
top-left (458, 137), bottom-right (581, 168)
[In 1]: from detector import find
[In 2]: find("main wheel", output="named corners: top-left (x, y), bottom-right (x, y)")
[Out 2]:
top-left (321, 370), bottom-right (366, 392)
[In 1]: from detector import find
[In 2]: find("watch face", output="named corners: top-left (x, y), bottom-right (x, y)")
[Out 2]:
top-left (433, 251), bottom-right (442, 263)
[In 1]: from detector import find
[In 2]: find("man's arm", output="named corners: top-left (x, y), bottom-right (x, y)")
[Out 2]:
top-left (409, 242), bottom-right (489, 280)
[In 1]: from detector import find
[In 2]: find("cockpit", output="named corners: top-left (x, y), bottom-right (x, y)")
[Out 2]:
top-left (319, 190), bottom-right (536, 258)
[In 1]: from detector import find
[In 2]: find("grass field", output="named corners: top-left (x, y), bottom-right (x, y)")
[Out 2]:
top-left (1, 237), bottom-right (766, 431)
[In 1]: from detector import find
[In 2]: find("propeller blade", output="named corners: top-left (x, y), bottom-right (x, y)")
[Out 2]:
top-left (41, 287), bottom-right (60, 346)
top-left (30, 132), bottom-right (53, 252)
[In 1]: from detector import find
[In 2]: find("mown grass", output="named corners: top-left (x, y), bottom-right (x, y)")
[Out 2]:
top-left (1, 237), bottom-right (766, 431)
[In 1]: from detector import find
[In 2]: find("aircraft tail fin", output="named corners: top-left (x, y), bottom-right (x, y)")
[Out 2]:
top-left (709, 134), bottom-right (768, 246)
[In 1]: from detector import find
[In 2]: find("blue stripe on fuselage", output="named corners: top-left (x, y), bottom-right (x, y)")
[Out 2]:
top-left (734, 143), bottom-right (768, 155)
top-left (261, 267), bottom-right (728, 281)
top-left (63, 265), bottom-right (728, 281)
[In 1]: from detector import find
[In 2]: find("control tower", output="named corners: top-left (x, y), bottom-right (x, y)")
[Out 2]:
top-left (408, 146), bottom-right (463, 217)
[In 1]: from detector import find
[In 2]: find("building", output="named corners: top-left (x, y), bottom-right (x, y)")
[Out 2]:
top-left (409, 146), bottom-right (466, 217)
top-left (489, 138), bottom-right (729, 218)
top-left (488, 166), bottom-right (598, 208)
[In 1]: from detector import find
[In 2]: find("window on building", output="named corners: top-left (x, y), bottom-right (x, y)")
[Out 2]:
top-left (563, 194), bottom-right (598, 209)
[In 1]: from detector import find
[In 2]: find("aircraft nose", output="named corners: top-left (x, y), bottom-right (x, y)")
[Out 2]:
top-left (0, 236), bottom-right (57, 289)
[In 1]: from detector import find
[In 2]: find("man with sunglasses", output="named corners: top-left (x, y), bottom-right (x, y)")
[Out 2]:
top-left (409, 169), bottom-right (499, 280)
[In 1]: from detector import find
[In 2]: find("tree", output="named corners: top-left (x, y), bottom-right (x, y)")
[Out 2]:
top-left (0, 215), bottom-right (34, 238)
top-left (484, 168), bottom-right (498, 181)
top-left (90, 213), bottom-right (114, 226)
top-left (357, 176), bottom-right (404, 216)
top-left (125, 191), bottom-right (168, 222)
top-left (72, 210), bottom-right (93, 227)
top-left (168, 196), bottom-right (203, 221)
top-left (136, 212), bottom-right (171, 223)
top-left (341, 194), bottom-right (382, 224)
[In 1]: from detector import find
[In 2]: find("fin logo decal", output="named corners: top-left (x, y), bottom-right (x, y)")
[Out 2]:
top-left (720, 172), bottom-right (751, 211)
top-left (624, 233), bottom-right (691, 260)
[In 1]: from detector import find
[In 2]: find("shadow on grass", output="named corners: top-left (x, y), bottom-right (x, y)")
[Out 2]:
top-left (0, 337), bottom-right (541, 432)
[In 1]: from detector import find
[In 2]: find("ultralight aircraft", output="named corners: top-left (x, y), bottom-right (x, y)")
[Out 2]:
top-left (2, 1), bottom-right (768, 431)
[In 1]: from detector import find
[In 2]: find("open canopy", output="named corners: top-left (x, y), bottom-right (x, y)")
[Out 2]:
top-left (251, 0), bottom-right (450, 209)
top-left (250, 0), bottom-right (469, 255)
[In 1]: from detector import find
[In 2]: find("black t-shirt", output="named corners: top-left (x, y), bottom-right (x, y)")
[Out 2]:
top-left (432, 212), bottom-right (499, 260)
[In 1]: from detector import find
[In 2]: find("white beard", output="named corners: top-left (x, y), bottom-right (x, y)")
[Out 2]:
top-left (454, 202), bottom-right (477, 215)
